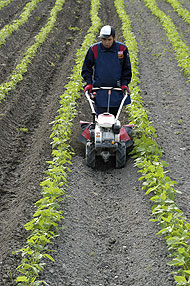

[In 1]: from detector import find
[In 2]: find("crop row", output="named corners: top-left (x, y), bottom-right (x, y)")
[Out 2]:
top-left (14, 0), bottom-right (102, 285)
top-left (115, 0), bottom-right (190, 284)
top-left (0, 0), bottom-right (44, 48)
top-left (0, 0), bottom-right (64, 103)
top-left (164, 0), bottom-right (190, 25)
top-left (144, 0), bottom-right (190, 81)
top-left (0, 0), bottom-right (14, 11)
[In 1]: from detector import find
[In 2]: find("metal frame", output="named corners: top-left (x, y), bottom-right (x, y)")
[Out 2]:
top-left (85, 87), bottom-right (129, 121)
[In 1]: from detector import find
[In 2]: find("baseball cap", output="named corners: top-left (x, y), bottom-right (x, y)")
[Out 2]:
top-left (99, 25), bottom-right (115, 39)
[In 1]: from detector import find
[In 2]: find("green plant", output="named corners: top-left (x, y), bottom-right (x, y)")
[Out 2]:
top-left (17, 127), bottom-right (29, 133)
top-left (68, 26), bottom-right (80, 31)
top-left (178, 119), bottom-right (183, 124)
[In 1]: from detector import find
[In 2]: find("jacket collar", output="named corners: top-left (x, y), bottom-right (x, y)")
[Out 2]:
top-left (100, 41), bottom-right (117, 52)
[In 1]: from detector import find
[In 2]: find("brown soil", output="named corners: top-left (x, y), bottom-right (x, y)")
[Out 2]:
top-left (0, 0), bottom-right (190, 285)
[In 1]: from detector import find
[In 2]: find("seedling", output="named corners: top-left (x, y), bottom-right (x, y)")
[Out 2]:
top-left (17, 127), bottom-right (29, 133)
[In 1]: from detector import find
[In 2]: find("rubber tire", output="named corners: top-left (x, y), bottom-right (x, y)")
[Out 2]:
top-left (116, 142), bottom-right (126, 168)
top-left (86, 142), bottom-right (96, 168)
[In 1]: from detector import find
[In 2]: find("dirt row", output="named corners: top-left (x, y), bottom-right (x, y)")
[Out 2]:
top-left (40, 156), bottom-right (174, 286)
top-left (0, 0), bottom-right (190, 285)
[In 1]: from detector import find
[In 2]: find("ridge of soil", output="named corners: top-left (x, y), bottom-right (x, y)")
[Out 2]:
top-left (0, 0), bottom-right (190, 285)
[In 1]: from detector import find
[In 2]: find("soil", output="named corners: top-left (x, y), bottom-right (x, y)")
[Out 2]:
top-left (0, 0), bottom-right (189, 285)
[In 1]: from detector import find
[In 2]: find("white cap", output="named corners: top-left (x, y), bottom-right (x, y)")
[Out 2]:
top-left (99, 25), bottom-right (112, 38)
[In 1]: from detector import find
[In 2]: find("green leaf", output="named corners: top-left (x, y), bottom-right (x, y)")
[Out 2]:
top-left (167, 236), bottom-right (180, 246)
top-left (174, 275), bottom-right (187, 283)
top-left (43, 253), bottom-right (55, 262)
top-left (168, 257), bottom-right (185, 266)
top-left (156, 227), bottom-right (170, 235)
top-left (178, 247), bottom-right (185, 254)
top-left (16, 276), bottom-right (28, 282)
top-left (145, 185), bottom-right (159, 195)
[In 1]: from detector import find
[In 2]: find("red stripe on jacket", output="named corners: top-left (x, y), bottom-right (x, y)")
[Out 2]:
top-left (119, 44), bottom-right (127, 52)
top-left (92, 44), bottom-right (98, 60)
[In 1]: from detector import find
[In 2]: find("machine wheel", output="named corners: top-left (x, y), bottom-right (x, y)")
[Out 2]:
top-left (116, 142), bottom-right (126, 168)
top-left (86, 142), bottom-right (96, 168)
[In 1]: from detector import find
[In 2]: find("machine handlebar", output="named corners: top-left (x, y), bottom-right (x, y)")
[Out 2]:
top-left (92, 86), bottom-right (130, 96)
top-left (85, 87), bottom-right (130, 121)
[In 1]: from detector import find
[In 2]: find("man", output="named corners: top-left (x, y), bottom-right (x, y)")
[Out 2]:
top-left (81, 25), bottom-right (132, 116)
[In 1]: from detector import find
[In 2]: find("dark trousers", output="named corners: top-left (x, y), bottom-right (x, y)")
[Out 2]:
top-left (95, 106), bottom-right (119, 116)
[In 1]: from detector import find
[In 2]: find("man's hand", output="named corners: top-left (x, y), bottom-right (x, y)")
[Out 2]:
top-left (84, 84), bottom-right (93, 93)
top-left (121, 85), bottom-right (129, 94)
top-left (90, 92), bottom-right (96, 101)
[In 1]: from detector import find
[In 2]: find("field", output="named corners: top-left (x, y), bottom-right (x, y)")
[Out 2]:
top-left (0, 0), bottom-right (190, 285)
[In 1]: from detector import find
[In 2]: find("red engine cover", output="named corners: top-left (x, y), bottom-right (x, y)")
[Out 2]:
top-left (120, 127), bottom-right (131, 141)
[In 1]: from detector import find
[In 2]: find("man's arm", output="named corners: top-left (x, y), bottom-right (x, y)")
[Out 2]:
top-left (121, 47), bottom-right (132, 86)
top-left (81, 47), bottom-right (95, 85)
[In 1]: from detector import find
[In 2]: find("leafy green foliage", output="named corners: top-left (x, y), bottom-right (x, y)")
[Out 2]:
top-left (17, 127), bottom-right (29, 133)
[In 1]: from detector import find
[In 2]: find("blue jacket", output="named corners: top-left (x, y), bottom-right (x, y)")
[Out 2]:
top-left (82, 41), bottom-right (132, 107)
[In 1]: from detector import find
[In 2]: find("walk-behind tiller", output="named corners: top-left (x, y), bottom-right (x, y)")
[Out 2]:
top-left (78, 87), bottom-right (133, 168)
